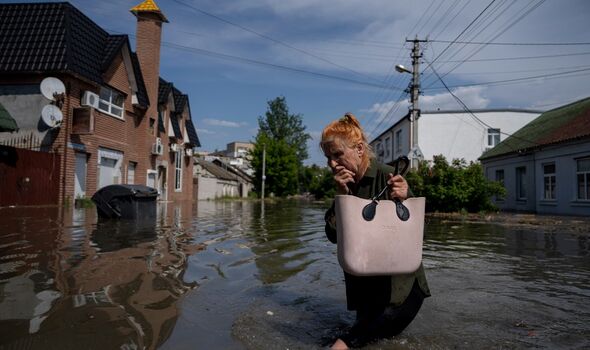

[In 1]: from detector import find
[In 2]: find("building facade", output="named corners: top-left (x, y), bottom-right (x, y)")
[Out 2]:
top-left (0, 1), bottom-right (199, 206)
top-left (370, 109), bottom-right (541, 165)
top-left (480, 98), bottom-right (590, 216)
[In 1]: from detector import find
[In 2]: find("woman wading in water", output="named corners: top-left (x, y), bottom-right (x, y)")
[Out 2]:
top-left (321, 113), bottom-right (430, 349)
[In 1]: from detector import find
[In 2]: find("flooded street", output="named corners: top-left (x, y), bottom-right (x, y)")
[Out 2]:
top-left (1, 200), bottom-right (589, 349)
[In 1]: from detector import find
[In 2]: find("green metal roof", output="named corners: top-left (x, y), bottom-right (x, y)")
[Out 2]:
top-left (0, 102), bottom-right (18, 132)
top-left (480, 97), bottom-right (590, 160)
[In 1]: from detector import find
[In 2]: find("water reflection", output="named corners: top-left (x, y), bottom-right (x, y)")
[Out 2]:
top-left (248, 200), bottom-right (318, 284)
top-left (0, 202), bottom-right (199, 349)
top-left (1, 202), bottom-right (589, 349)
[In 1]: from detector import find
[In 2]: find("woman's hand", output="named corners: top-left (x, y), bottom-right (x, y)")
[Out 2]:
top-left (333, 165), bottom-right (355, 195)
top-left (387, 174), bottom-right (408, 200)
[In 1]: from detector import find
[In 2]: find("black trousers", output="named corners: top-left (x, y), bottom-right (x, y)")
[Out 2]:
top-left (340, 280), bottom-right (425, 348)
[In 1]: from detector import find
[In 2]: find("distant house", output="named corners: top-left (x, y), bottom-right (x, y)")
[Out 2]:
top-left (211, 158), bottom-right (254, 198)
top-left (370, 109), bottom-right (541, 165)
top-left (207, 141), bottom-right (254, 176)
top-left (480, 97), bottom-right (590, 216)
top-left (0, 1), bottom-right (200, 206)
top-left (193, 159), bottom-right (241, 200)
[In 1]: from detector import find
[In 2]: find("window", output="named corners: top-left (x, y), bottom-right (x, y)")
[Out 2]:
top-left (495, 169), bottom-right (505, 201)
top-left (577, 158), bottom-right (590, 200)
top-left (543, 163), bottom-right (556, 200)
top-left (376, 142), bottom-right (383, 156)
top-left (385, 137), bottom-right (391, 157)
top-left (395, 130), bottom-right (402, 154)
top-left (127, 162), bottom-right (136, 184)
top-left (516, 167), bottom-right (527, 200)
top-left (97, 148), bottom-right (122, 190)
top-left (495, 169), bottom-right (504, 184)
top-left (98, 87), bottom-right (124, 118)
top-left (175, 149), bottom-right (182, 191)
top-left (149, 117), bottom-right (155, 135)
top-left (487, 128), bottom-right (501, 148)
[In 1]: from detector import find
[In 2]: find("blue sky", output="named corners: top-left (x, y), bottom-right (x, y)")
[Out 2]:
top-left (12, 0), bottom-right (590, 165)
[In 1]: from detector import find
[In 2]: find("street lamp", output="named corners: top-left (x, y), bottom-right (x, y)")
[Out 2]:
top-left (395, 64), bottom-right (412, 74)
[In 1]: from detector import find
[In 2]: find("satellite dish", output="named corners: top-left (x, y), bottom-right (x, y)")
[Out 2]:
top-left (41, 104), bottom-right (63, 128)
top-left (40, 77), bottom-right (66, 101)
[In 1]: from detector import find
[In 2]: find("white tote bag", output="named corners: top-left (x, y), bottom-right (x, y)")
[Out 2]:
top-left (335, 195), bottom-right (425, 276)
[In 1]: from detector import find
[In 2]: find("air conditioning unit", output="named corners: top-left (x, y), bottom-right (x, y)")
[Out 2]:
top-left (170, 143), bottom-right (178, 152)
top-left (81, 91), bottom-right (100, 108)
top-left (152, 138), bottom-right (163, 155)
top-left (185, 148), bottom-right (193, 157)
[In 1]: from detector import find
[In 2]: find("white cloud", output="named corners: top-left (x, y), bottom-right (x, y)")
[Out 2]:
top-left (203, 118), bottom-right (244, 128)
top-left (420, 86), bottom-right (490, 111)
top-left (196, 128), bottom-right (215, 135)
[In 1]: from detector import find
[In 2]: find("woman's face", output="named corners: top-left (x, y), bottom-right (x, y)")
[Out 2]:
top-left (322, 138), bottom-right (363, 175)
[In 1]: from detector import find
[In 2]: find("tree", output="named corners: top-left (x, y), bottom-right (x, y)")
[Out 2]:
top-left (251, 133), bottom-right (299, 197)
top-left (251, 97), bottom-right (311, 197)
top-left (300, 165), bottom-right (336, 199)
top-left (405, 155), bottom-right (505, 212)
top-left (257, 96), bottom-right (310, 166)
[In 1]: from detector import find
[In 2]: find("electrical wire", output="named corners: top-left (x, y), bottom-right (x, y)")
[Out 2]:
top-left (429, 39), bottom-right (590, 46)
top-left (170, 0), bottom-right (384, 84)
top-left (424, 57), bottom-right (542, 148)
top-left (425, 0), bottom-right (547, 88)
top-left (423, 67), bottom-right (590, 91)
top-left (436, 51), bottom-right (590, 63)
top-left (114, 30), bottom-right (406, 92)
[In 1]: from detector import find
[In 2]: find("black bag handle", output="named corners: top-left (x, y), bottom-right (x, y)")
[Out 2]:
top-left (362, 156), bottom-right (410, 222)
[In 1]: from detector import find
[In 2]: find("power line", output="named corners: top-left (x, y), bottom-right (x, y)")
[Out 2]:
top-left (424, 56), bottom-right (542, 149)
top-left (423, 0), bottom-right (545, 88)
top-left (110, 29), bottom-right (405, 91)
top-left (170, 0), bottom-right (383, 84)
top-left (428, 0), bottom-right (498, 67)
top-left (424, 67), bottom-right (590, 90)
top-left (436, 51), bottom-right (590, 63)
top-left (428, 0), bottom-right (547, 86)
top-left (430, 39), bottom-right (590, 46)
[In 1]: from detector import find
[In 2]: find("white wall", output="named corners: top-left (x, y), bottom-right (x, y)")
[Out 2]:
top-left (196, 176), bottom-right (240, 200)
top-left (419, 111), bottom-right (539, 163)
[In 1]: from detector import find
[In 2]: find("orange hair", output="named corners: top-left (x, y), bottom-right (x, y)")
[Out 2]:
top-left (320, 113), bottom-right (374, 164)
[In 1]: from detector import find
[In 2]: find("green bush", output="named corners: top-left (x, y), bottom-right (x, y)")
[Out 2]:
top-left (405, 155), bottom-right (505, 213)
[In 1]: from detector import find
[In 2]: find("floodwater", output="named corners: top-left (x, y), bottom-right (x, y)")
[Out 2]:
top-left (0, 200), bottom-right (589, 350)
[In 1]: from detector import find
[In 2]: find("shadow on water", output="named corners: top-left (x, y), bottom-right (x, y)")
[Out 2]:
top-left (1, 202), bottom-right (589, 349)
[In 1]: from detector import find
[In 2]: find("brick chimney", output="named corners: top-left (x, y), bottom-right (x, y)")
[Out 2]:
top-left (130, 0), bottom-right (168, 120)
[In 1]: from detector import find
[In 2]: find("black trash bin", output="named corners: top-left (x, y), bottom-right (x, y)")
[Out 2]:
top-left (92, 184), bottom-right (158, 220)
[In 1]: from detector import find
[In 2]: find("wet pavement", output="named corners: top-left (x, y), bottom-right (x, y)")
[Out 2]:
top-left (0, 200), bottom-right (589, 349)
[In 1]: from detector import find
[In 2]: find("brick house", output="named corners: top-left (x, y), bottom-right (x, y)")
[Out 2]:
top-left (0, 0), bottom-right (200, 206)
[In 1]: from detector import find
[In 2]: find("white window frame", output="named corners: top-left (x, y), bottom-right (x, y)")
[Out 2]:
top-left (146, 169), bottom-right (157, 189)
top-left (487, 128), bottom-right (501, 148)
top-left (98, 87), bottom-right (125, 119)
top-left (385, 136), bottom-right (391, 158)
top-left (516, 166), bottom-right (527, 200)
top-left (175, 149), bottom-right (182, 191)
top-left (543, 163), bottom-right (556, 200)
top-left (576, 157), bottom-right (590, 201)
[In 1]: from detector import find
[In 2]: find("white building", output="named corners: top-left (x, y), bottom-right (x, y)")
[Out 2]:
top-left (370, 109), bottom-right (541, 165)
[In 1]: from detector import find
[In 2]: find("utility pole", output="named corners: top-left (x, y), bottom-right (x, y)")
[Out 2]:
top-left (261, 143), bottom-right (266, 200)
top-left (406, 37), bottom-right (426, 169)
